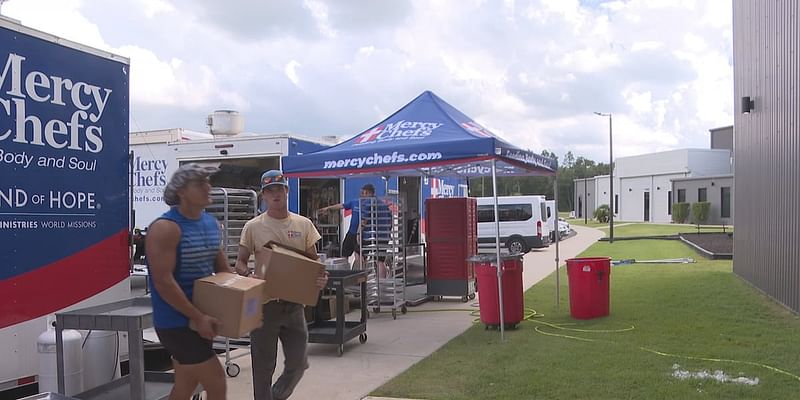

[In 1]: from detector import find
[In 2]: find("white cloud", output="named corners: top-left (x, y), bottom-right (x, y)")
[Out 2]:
top-left (137, 0), bottom-right (174, 18)
top-left (120, 45), bottom-right (249, 112)
top-left (284, 60), bottom-right (302, 86)
top-left (3, 0), bottom-right (735, 162)
top-left (631, 41), bottom-right (663, 52)
top-left (5, 0), bottom-right (106, 50)
top-left (623, 89), bottom-right (653, 114)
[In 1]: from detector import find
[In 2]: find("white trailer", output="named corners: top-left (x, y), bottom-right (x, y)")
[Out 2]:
top-left (130, 129), bottom-right (335, 229)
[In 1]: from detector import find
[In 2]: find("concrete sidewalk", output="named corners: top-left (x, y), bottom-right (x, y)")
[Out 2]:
top-left (224, 225), bottom-right (603, 400)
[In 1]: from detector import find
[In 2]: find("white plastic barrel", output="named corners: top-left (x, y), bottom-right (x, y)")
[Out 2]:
top-left (37, 326), bottom-right (83, 395)
top-left (82, 330), bottom-right (121, 390)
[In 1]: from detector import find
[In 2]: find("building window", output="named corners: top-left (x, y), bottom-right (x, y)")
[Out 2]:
top-left (668, 191), bottom-right (672, 215)
top-left (721, 187), bottom-right (731, 218)
top-left (614, 194), bottom-right (619, 214)
top-left (698, 188), bottom-right (707, 202)
top-left (677, 189), bottom-right (686, 203)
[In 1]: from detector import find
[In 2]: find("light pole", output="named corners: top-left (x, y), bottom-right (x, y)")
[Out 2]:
top-left (594, 112), bottom-right (613, 243)
top-left (583, 170), bottom-right (588, 224)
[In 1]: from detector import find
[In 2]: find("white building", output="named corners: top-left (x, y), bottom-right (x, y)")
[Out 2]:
top-left (574, 175), bottom-right (609, 221)
top-left (575, 147), bottom-right (732, 223)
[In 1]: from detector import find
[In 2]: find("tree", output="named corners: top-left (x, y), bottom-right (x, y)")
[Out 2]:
top-left (691, 202), bottom-right (710, 231)
top-left (594, 204), bottom-right (610, 223)
top-left (562, 151), bottom-right (576, 169)
top-left (467, 149), bottom-right (610, 213)
top-left (672, 203), bottom-right (690, 223)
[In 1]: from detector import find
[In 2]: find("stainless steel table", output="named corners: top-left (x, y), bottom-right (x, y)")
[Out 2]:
top-left (55, 297), bottom-right (177, 400)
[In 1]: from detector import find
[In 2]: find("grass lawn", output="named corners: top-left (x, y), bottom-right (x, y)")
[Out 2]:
top-left (565, 218), bottom-right (617, 228)
top-left (565, 219), bottom-right (733, 236)
top-left (606, 223), bottom-right (733, 237)
top-left (372, 240), bottom-right (800, 399)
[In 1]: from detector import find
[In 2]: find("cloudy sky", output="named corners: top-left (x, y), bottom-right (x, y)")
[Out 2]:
top-left (3, 0), bottom-right (733, 163)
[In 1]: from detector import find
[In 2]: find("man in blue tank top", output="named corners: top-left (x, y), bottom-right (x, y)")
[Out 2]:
top-left (146, 163), bottom-right (230, 400)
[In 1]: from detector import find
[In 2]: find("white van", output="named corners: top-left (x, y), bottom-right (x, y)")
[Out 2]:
top-left (476, 196), bottom-right (551, 253)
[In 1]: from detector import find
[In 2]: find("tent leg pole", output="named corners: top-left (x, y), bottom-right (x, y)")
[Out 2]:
top-left (553, 173), bottom-right (560, 310)
top-left (491, 160), bottom-right (505, 342)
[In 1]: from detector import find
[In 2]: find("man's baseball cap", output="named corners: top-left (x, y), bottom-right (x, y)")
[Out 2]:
top-left (261, 170), bottom-right (289, 190)
top-left (163, 163), bottom-right (219, 206)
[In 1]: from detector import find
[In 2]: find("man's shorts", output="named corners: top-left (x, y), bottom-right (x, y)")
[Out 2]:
top-left (341, 232), bottom-right (359, 257)
top-left (155, 327), bottom-right (215, 365)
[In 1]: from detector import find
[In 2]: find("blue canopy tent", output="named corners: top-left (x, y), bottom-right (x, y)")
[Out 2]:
top-left (284, 91), bottom-right (556, 179)
top-left (283, 91), bottom-right (561, 339)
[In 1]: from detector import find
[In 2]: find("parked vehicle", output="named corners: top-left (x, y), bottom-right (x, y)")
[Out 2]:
top-left (476, 196), bottom-right (551, 253)
top-left (130, 128), bottom-right (332, 228)
top-left (0, 18), bottom-right (131, 394)
top-left (545, 200), bottom-right (570, 240)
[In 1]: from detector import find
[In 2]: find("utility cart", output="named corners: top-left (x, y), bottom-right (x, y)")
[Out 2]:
top-left (54, 298), bottom-right (193, 400)
top-left (307, 270), bottom-right (369, 356)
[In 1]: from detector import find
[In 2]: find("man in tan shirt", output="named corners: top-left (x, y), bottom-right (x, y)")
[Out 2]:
top-left (235, 169), bottom-right (327, 400)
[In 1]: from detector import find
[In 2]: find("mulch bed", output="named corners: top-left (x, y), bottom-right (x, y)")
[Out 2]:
top-left (680, 233), bottom-right (733, 255)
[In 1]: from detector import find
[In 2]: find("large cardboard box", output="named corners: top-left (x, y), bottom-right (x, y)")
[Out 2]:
top-left (193, 272), bottom-right (265, 338)
top-left (254, 242), bottom-right (325, 306)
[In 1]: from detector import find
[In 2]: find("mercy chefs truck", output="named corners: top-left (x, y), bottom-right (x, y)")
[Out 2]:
top-left (0, 18), bottom-right (131, 393)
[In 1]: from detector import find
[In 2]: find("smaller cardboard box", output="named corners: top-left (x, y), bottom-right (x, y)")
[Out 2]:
top-left (254, 241), bottom-right (325, 306)
top-left (318, 294), bottom-right (349, 320)
top-left (193, 272), bottom-right (265, 338)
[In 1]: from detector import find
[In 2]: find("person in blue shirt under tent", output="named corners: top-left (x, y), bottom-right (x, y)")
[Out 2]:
top-left (318, 183), bottom-right (391, 277)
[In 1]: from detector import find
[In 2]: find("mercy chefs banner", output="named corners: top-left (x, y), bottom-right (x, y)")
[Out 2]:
top-left (0, 23), bottom-right (130, 328)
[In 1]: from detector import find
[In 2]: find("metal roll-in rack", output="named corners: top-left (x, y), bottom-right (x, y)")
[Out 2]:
top-left (313, 210), bottom-right (340, 259)
top-left (205, 187), bottom-right (257, 376)
top-left (359, 196), bottom-right (408, 319)
top-left (206, 187), bottom-right (258, 265)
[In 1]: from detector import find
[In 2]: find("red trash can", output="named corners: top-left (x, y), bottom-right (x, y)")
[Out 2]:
top-left (565, 257), bottom-right (611, 319)
top-left (472, 254), bottom-right (524, 329)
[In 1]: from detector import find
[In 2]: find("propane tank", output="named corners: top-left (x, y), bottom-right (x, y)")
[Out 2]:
top-left (82, 330), bottom-right (121, 390)
top-left (37, 322), bottom-right (83, 395)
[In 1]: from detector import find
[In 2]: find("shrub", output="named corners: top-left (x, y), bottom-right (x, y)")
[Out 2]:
top-left (691, 202), bottom-right (710, 226)
top-left (594, 204), bottom-right (609, 223)
top-left (672, 202), bottom-right (690, 223)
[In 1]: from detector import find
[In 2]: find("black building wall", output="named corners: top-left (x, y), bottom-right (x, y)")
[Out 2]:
top-left (733, 0), bottom-right (800, 313)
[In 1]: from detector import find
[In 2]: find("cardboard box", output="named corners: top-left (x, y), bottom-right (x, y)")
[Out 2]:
top-left (304, 306), bottom-right (315, 322)
top-left (318, 294), bottom-right (349, 320)
top-left (193, 272), bottom-right (265, 338)
top-left (254, 242), bottom-right (325, 306)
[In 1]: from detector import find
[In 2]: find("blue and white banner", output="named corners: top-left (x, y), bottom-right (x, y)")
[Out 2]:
top-left (0, 22), bottom-right (130, 328)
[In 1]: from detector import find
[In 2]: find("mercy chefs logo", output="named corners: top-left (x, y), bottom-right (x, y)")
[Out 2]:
top-left (1, 53), bottom-right (110, 153)
top-left (430, 178), bottom-right (455, 198)
top-left (461, 121), bottom-right (494, 138)
top-left (354, 120), bottom-right (443, 145)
